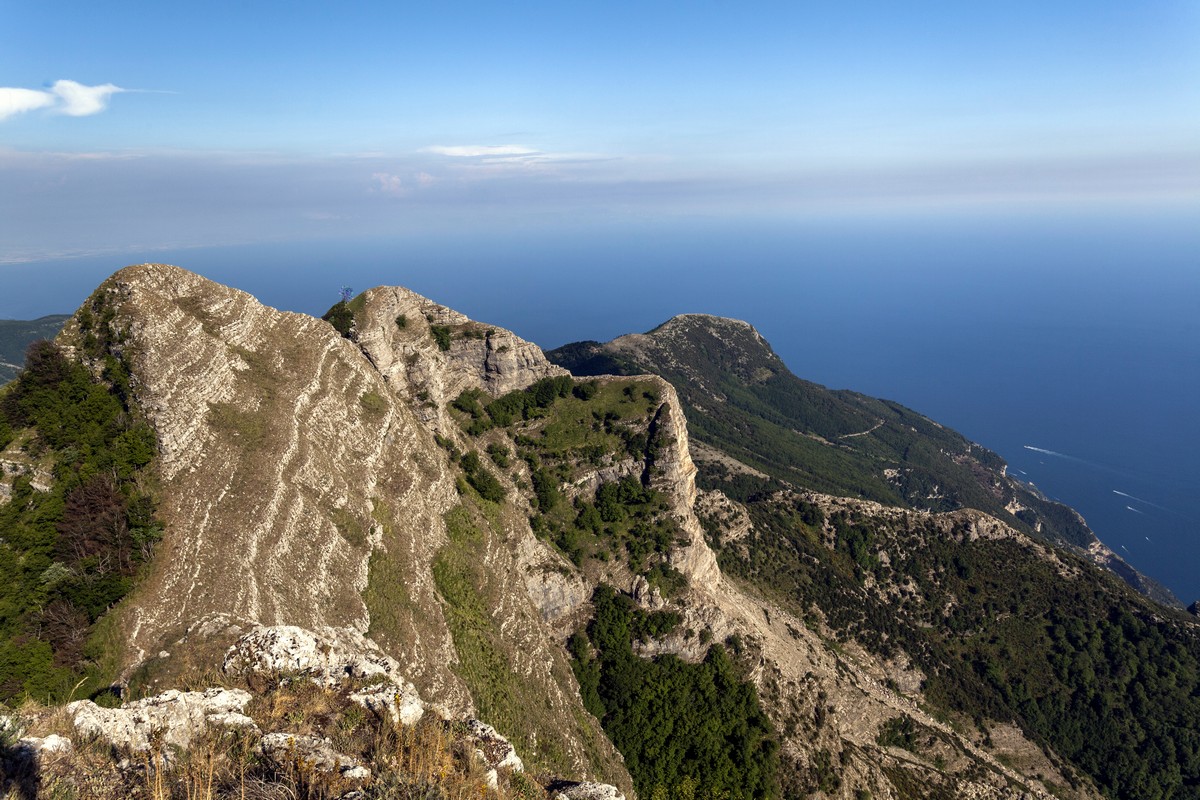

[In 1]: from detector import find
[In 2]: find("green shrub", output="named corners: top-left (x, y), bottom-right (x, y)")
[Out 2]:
top-left (430, 325), bottom-right (452, 351)
top-left (460, 451), bottom-right (505, 503)
top-left (0, 338), bottom-right (162, 703)
top-left (486, 442), bottom-right (510, 468)
top-left (876, 715), bottom-right (919, 751)
top-left (322, 301), bottom-right (354, 338)
top-left (572, 381), bottom-right (599, 401)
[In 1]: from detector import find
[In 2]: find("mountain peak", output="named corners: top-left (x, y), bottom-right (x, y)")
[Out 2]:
top-left (598, 313), bottom-right (784, 389)
top-left (649, 313), bottom-right (758, 334)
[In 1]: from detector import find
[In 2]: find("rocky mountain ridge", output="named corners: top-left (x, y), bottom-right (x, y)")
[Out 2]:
top-left (1, 265), bottom-right (1196, 799)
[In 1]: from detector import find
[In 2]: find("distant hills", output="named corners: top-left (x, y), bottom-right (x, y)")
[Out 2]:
top-left (0, 314), bottom-right (69, 384)
top-left (547, 314), bottom-right (1178, 606)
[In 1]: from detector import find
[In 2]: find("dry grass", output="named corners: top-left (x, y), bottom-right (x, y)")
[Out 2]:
top-left (2, 680), bottom-right (548, 800)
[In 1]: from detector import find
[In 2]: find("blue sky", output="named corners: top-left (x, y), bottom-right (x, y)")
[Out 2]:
top-left (1, 1), bottom-right (1198, 262)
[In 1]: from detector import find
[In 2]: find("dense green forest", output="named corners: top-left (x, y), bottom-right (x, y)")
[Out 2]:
top-left (571, 585), bottom-right (780, 800)
top-left (703, 467), bottom-right (1200, 800)
top-left (0, 295), bottom-right (160, 702)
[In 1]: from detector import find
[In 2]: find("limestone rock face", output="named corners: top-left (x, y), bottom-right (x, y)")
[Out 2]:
top-left (258, 732), bottom-right (371, 781)
top-left (348, 681), bottom-right (426, 726)
top-left (643, 378), bottom-right (721, 595)
top-left (552, 781), bottom-right (627, 800)
top-left (222, 625), bottom-right (403, 687)
top-left (69, 264), bottom-right (466, 708)
top-left (351, 285), bottom-right (567, 434)
top-left (223, 625), bottom-right (429, 726)
top-left (55, 266), bottom-right (630, 792)
top-left (67, 688), bottom-right (254, 751)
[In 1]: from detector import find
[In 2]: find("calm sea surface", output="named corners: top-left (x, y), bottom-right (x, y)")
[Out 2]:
top-left (5, 212), bottom-right (1197, 601)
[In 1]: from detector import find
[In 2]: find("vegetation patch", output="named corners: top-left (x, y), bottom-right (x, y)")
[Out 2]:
top-left (430, 325), bottom-right (452, 351)
top-left (0, 295), bottom-right (162, 703)
top-left (329, 507), bottom-right (367, 548)
top-left (361, 498), bottom-right (430, 668)
top-left (459, 450), bottom-right (505, 503)
top-left (208, 401), bottom-right (267, 444)
top-left (877, 715), bottom-right (920, 752)
top-left (432, 504), bottom-right (578, 775)
top-left (321, 300), bottom-right (355, 338)
top-left (570, 585), bottom-right (779, 799)
top-left (708, 469), bottom-right (1200, 800)
top-left (454, 375), bottom-right (684, 582)
top-left (359, 391), bottom-right (387, 416)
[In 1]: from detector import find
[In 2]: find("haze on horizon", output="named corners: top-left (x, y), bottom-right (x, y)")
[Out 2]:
top-left (1, 1), bottom-right (1198, 263)
top-left (2, 2), bottom-right (1199, 602)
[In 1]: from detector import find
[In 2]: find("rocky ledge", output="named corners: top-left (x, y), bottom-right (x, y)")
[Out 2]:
top-left (2, 626), bottom-right (622, 800)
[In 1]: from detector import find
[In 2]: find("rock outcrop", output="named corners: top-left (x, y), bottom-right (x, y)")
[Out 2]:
top-left (352, 285), bottom-right (567, 434)
top-left (258, 732), bottom-right (371, 781)
top-left (6, 625), bottom-right (590, 799)
top-left (551, 781), bottom-right (628, 800)
top-left (70, 265), bottom-right (462, 707)
top-left (222, 625), bottom-right (405, 687)
top-left (67, 688), bottom-right (255, 751)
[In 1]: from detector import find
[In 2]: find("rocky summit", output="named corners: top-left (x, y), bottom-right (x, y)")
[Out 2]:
top-left (0, 264), bottom-right (1197, 800)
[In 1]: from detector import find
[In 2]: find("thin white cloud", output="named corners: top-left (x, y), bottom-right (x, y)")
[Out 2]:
top-left (371, 170), bottom-right (440, 196)
top-left (372, 172), bottom-right (407, 195)
top-left (0, 88), bottom-right (56, 120)
top-left (422, 145), bottom-right (538, 158)
top-left (51, 80), bottom-right (123, 116)
top-left (0, 80), bottom-right (125, 121)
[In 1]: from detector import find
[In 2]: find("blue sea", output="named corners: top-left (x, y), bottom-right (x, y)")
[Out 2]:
top-left (4, 211), bottom-right (1197, 602)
